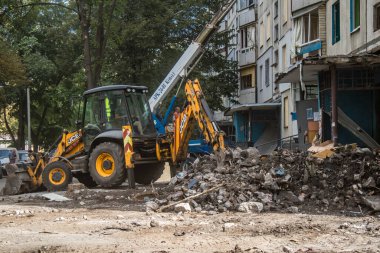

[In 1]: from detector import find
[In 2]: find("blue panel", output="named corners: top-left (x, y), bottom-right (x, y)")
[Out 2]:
top-left (252, 122), bottom-right (266, 143)
top-left (233, 112), bottom-right (247, 142)
top-left (321, 90), bottom-right (374, 146)
top-left (299, 41), bottom-right (322, 55)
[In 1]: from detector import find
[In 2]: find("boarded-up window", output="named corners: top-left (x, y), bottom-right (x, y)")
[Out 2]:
top-left (282, 45), bottom-right (287, 72)
top-left (266, 12), bottom-right (271, 41)
top-left (282, 0), bottom-right (288, 25)
top-left (284, 96), bottom-right (289, 128)
top-left (260, 21), bottom-right (264, 47)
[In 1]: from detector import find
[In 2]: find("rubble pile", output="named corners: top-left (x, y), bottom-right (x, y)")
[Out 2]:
top-left (157, 146), bottom-right (380, 214)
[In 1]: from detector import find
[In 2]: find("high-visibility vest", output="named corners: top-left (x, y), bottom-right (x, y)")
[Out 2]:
top-left (105, 97), bottom-right (111, 121)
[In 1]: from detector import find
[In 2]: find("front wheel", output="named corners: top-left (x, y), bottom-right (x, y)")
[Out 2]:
top-left (42, 161), bottom-right (73, 191)
top-left (89, 142), bottom-right (127, 188)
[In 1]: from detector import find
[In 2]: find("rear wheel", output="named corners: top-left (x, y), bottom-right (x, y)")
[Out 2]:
top-left (42, 161), bottom-right (73, 191)
top-left (134, 162), bottom-right (165, 185)
top-left (89, 142), bottom-right (127, 187)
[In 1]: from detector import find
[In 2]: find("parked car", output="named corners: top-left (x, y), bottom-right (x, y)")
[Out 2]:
top-left (18, 150), bottom-right (32, 163)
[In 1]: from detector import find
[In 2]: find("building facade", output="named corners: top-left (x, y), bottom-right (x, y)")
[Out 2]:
top-left (225, 0), bottom-right (380, 151)
top-left (276, 0), bottom-right (380, 150)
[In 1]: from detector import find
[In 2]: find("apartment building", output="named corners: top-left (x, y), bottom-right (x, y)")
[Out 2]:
top-left (214, 1), bottom-right (238, 137)
top-left (276, 0), bottom-right (380, 150)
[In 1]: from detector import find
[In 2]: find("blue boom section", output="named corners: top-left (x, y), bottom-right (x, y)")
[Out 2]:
top-left (153, 96), bottom-right (177, 134)
top-left (153, 96), bottom-right (212, 154)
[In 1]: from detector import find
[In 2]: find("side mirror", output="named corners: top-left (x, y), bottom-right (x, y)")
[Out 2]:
top-left (75, 120), bottom-right (82, 128)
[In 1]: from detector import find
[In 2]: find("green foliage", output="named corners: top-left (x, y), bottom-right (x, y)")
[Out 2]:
top-left (0, 0), bottom-right (237, 148)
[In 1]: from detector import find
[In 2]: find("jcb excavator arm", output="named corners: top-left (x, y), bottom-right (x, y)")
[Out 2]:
top-left (171, 79), bottom-right (225, 163)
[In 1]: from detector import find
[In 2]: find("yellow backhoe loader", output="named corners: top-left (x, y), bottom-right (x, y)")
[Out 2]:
top-left (3, 80), bottom-right (224, 194)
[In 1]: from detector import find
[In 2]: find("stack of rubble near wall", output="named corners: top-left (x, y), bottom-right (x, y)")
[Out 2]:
top-left (156, 146), bottom-right (380, 214)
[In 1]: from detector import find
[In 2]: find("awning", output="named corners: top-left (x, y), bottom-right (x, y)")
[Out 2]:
top-left (292, 2), bottom-right (323, 19)
top-left (275, 61), bottom-right (328, 84)
top-left (225, 103), bottom-right (281, 116)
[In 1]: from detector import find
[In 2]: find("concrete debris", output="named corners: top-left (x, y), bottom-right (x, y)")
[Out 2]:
top-left (154, 146), bottom-right (380, 214)
top-left (362, 195), bottom-right (380, 211)
top-left (174, 203), bottom-right (192, 213)
top-left (237, 202), bottom-right (263, 213)
top-left (42, 193), bottom-right (71, 202)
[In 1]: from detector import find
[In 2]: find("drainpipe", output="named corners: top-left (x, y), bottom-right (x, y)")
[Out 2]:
top-left (330, 64), bottom-right (338, 146)
top-left (248, 109), bottom-right (252, 147)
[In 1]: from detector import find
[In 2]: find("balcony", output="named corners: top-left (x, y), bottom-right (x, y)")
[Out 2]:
top-left (297, 39), bottom-right (322, 56)
top-left (239, 7), bottom-right (255, 27)
top-left (238, 47), bottom-right (256, 67)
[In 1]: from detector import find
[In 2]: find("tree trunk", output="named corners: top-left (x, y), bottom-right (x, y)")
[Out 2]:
top-left (17, 91), bottom-right (25, 150)
top-left (2, 107), bottom-right (16, 146)
top-left (94, 0), bottom-right (117, 86)
top-left (76, 0), bottom-right (95, 89)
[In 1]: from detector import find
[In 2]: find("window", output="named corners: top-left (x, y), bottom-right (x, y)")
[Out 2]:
top-left (282, 0), bottom-right (288, 25)
top-left (283, 96), bottom-right (289, 128)
top-left (350, 0), bottom-right (360, 31)
top-left (240, 27), bottom-right (248, 49)
top-left (240, 0), bottom-right (254, 10)
top-left (266, 13), bottom-right (271, 41)
top-left (374, 4), bottom-right (380, 31)
top-left (282, 45), bottom-right (287, 72)
top-left (241, 74), bottom-right (253, 90)
top-left (274, 50), bottom-right (279, 67)
top-left (332, 1), bottom-right (340, 44)
top-left (260, 21), bottom-right (264, 47)
top-left (265, 59), bottom-right (270, 87)
top-left (302, 10), bottom-right (319, 43)
top-left (274, 1), bottom-right (278, 19)
top-left (274, 24), bottom-right (279, 41)
top-left (306, 85), bottom-right (318, 99)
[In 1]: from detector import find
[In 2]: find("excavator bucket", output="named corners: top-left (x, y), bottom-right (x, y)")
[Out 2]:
top-left (1, 163), bottom-right (41, 195)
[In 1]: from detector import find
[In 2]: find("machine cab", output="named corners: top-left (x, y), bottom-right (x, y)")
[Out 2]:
top-left (81, 85), bottom-right (156, 149)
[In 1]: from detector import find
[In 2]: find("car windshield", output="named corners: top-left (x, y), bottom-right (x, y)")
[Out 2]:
top-left (125, 93), bottom-right (156, 136)
top-left (0, 150), bottom-right (10, 158)
top-left (19, 152), bottom-right (29, 161)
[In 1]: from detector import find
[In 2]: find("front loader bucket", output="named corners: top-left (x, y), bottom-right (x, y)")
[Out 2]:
top-left (1, 164), bottom-right (38, 195)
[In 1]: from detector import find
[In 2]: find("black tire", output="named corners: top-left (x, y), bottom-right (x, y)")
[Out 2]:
top-left (134, 162), bottom-right (165, 185)
top-left (75, 173), bottom-right (97, 188)
top-left (42, 161), bottom-right (73, 191)
top-left (127, 168), bottom-right (135, 189)
top-left (89, 142), bottom-right (127, 188)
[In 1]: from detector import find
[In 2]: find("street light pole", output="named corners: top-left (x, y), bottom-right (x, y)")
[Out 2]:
top-left (27, 87), bottom-right (31, 150)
